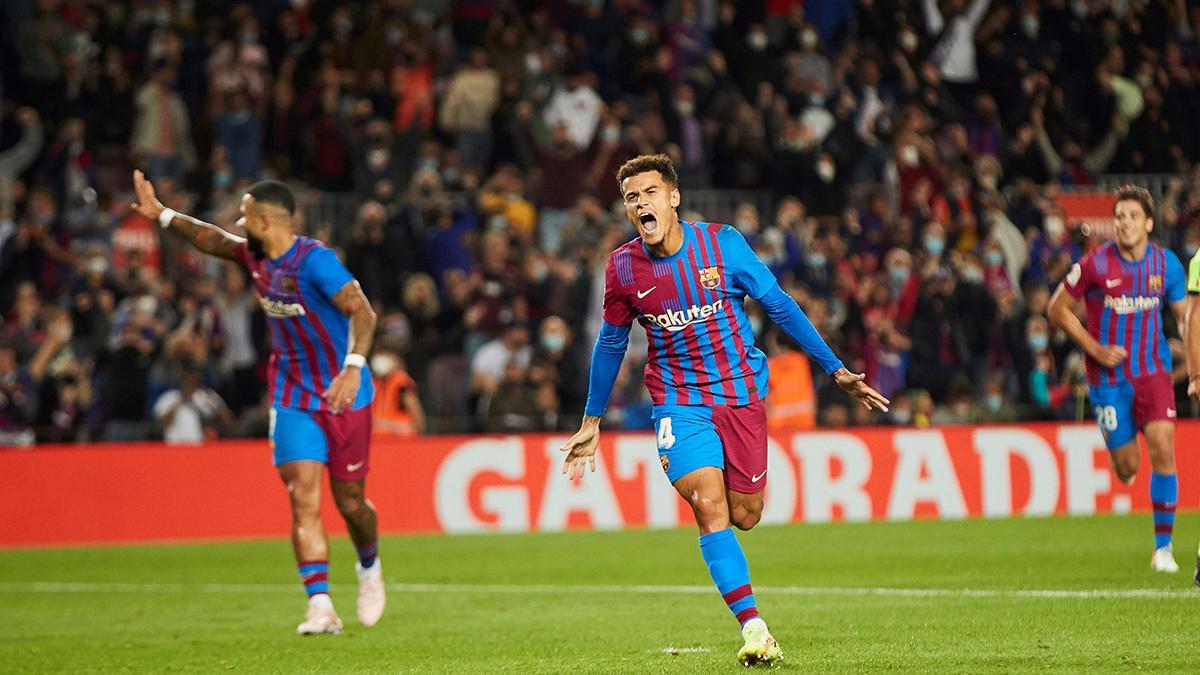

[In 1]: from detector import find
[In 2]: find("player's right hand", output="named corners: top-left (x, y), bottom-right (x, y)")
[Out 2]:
top-left (560, 421), bottom-right (600, 480)
top-left (1090, 345), bottom-right (1128, 369)
top-left (131, 170), bottom-right (165, 220)
top-left (1189, 378), bottom-right (1199, 402)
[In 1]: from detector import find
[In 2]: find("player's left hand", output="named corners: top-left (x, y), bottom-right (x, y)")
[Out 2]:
top-left (323, 367), bottom-right (361, 414)
top-left (833, 368), bottom-right (890, 412)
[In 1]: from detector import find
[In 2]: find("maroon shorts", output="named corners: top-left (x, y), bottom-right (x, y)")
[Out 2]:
top-left (652, 400), bottom-right (768, 494)
top-left (1132, 373), bottom-right (1177, 428)
top-left (315, 404), bottom-right (373, 481)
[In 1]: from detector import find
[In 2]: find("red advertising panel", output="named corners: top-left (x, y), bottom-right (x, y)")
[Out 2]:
top-left (3, 422), bottom-right (1198, 547)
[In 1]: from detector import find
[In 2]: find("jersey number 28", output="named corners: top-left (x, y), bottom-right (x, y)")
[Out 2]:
top-left (1093, 405), bottom-right (1119, 432)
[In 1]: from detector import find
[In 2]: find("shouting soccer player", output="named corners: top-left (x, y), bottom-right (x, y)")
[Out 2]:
top-left (132, 171), bottom-right (385, 634)
top-left (1048, 185), bottom-right (1187, 573)
top-left (1185, 244), bottom-right (1200, 584)
top-left (560, 155), bottom-right (888, 666)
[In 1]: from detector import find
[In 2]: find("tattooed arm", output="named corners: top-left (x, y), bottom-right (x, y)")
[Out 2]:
top-left (321, 279), bottom-right (378, 413)
top-left (332, 280), bottom-right (377, 359)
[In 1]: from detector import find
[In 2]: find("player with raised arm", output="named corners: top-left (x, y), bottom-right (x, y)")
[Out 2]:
top-left (560, 155), bottom-right (888, 666)
top-left (131, 171), bottom-right (386, 634)
top-left (1185, 246), bottom-right (1200, 584)
top-left (1047, 185), bottom-right (1188, 573)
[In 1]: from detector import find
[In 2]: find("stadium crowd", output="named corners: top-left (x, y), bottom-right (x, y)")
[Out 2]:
top-left (2, 0), bottom-right (1200, 444)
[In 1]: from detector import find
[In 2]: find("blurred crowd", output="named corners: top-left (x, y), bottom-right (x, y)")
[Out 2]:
top-left (3, 0), bottom-right (1200, 445)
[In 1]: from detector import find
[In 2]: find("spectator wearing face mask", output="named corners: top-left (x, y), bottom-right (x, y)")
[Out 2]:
top-left (972, 373), bottom-right (1017, 423)
top-left (534, 315), bottom-right (584, 424)
top-left (882, 248), bottom-right (922, 335)
top-left (1025, 315), bottom-right (1055, 410)
top-left (1025, 210), bottom-right (1082, 286)
top-left (371, 342), bottom-right (424, 438)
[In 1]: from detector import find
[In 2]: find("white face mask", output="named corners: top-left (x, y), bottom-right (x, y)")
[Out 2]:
top-left (747, 32), bottom-right (768, 52)
top-left (370, 354), bottom-right (398, 377)
top-left (525, 53), bottom-right (543, 75)
top-left (901, 145), bottom-right (919, 167)
top-left (135, 296), bottom-right (157, 315)
top-left (816, 161), bottom-right (835, 183)
top-left (1044, 216), bottom-right (1065, 238)
top-left (899, 31), bottom-right (918, 52)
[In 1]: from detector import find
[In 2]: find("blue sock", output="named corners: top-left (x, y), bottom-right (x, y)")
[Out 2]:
top-left (356, 542), bottom-right (378, 569)
top-left (298, 560), bottom-right (329, 597)
top-left (1150, 473), bottom-right (1177, 550)
top-left (699, 528), bottom-right (759, 626)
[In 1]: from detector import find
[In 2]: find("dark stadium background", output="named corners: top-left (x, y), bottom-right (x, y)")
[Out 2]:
top-left (2, 0), bottom-right (1200, 445)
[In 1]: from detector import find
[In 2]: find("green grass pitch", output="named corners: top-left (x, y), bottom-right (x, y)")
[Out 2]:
top-left (2, 514), bottom-right (1199, 673)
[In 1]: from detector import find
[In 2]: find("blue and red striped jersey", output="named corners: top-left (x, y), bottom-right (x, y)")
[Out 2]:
top-left (1063, 242), bottom-right (1186, 386)
top-left (234, 237), bottom-right (374, 411)
top-left (602, 221), bottom-right (775, 406)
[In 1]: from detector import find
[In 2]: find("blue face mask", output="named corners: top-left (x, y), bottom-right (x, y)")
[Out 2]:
top-left (985, 394), bottom-right (1003, 412)
top-left (1028, 333), bottom-right (1048, 352)
top-left (808, 253), bottom-right (827, 268)
top-left (541, 333), bottom-right (566, 352)
top-left (986, 250), bottom-right (1004, 266)
top-left (924, 236), bottom-right (945, 256)
top-left (889, 266), bottom-right (911, 285)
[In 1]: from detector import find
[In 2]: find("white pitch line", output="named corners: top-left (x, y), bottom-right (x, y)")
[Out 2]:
top-left (0, 581), bottom-right (1197, 600)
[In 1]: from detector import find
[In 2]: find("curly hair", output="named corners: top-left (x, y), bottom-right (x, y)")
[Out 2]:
top-left (615, 154), bottom-right (679, 190)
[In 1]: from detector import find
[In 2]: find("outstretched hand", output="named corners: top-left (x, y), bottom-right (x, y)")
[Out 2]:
top-left (560, 421), bottom-right (600, 480)
top-left (833, 368), bottom-right (890, 412)
top-left (131, 170), bottom-right (165, 220)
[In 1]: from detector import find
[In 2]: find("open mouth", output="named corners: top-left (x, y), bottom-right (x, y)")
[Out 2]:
top-left (639, 212), bottom-right (658, 233)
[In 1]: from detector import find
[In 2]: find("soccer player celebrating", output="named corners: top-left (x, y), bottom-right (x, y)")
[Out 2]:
top-left (131, 171), bottom-right (385, 634)
top-left (1185, 244), bottom-right (1200, 583)
top-left (1048, 185), bottom-right (1188, 573)
top-left (560, 155), bottom-right (889, 666)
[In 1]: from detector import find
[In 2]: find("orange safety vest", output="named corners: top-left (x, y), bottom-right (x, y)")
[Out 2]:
top-left (373, 371), bottom-right (418, 438)
top-left (766, 352), bottom-right (815, 430)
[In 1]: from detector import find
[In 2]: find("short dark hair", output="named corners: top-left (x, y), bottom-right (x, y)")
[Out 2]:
top-left (246, 180), bottom-right (296, 215)
top-left (616, 154), bottom-right (678, 191)
top-left (1114, 184), bottom-right (1154, 220)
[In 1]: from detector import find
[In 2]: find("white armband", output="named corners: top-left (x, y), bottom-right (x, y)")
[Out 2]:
top-left (157, 208), bottom-right (177, 229)
top-left (344, 353), bottom-right (367, 369)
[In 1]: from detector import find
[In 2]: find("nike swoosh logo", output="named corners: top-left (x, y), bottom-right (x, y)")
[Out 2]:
top-left (1106, 279), bottom-right (1122, 288)
top-left (637, 287), bottom-right (657, 299)
top-left (751, 470), bottom-right (767, 483)
top-left (346, 461), bottom-right (365, 472)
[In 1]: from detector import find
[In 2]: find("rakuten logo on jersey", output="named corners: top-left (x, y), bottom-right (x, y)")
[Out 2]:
top-left (259, 296), bottom-right (307, 318)
top-left (1103, 295), bottom-right (1160, 314)
top-left (643, 300), bottom-right (723, 332)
